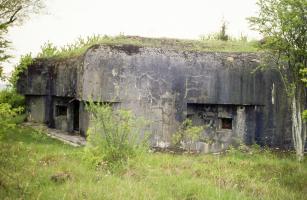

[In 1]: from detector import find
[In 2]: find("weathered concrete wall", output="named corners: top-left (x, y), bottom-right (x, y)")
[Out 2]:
top-left (80, 45), bottom-right (290, 149)
top-left (17, 44), bottom-right (294, 151)
top-left (79, 102), bottom-right (90, 136)
top-left (52, 97), bottom-right (72, 132)
top-left (18, 57), bottom-right (83, 132)
top-left (17, 57), bottom-right (82, 97)
top-left (25, 95), bottom-right (46, 123)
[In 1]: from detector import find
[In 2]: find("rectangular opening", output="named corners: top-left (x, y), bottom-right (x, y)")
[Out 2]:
top-left (221, 118), bottom-right (232, 129)
top-left (73, 101), bottom-right (80, 131)
top-left (55, 105), bottom-right (67, 116)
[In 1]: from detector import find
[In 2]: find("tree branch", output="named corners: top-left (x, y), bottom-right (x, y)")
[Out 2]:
top-left (0, 6), bottom-right (22, 27)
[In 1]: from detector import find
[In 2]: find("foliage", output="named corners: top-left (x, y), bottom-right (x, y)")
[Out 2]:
top-left (172, 119), bottom-right (204, 152)
top-left (10, 33), bottom-right (258, 94)
top-left (0, 88), bottom-right (25, 108)
top-left (0, 64), bottom-right (2, 78)
top-left (85, 101), bottom-right (149, 169)
top-left (35, 35), bottom-right (106, 59)
top-left (301, 68), bottom-right (307, 84)
top-left (0, 0), bottom-right (44, 26)
top-left (0, 89), bottom-right (25, 128)
top-left (199, 20), bottom-right (248, 42)
top-left (303, 110), bottom-right (307, 121)
top-left (1, 124), bottom-right (307, 199)
top-left (0, 28), bottom-right (10, 79)
top-left (203, 20), bottom-right (230, 41)
top-left (217, 21), bottom-right (229, 41)
top-left (248, 0), bottom-right (306, 92)
top-left (9, 53), bottom-right (33, 88)
top-left (248, 0), bottom-right (307, 161)
top-left (37, 42), bottom-right (58, 58)
top-left (300, 68), bottom-right (307, 120)
top-left (26, 34), bottom-right (259, 61)
top-left (0, 0), bottom-right (44, 79)
top-left (0, 103), bottom-right (23, 128)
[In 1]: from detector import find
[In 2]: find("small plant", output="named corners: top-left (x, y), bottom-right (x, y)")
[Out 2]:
top-left (217, 21), bottom-right (229, 41)
top-left (200, 20), bottom-right (230, 41)
top-left (172, 119), bottom-right (204, 153)
top-left (9, 54), bottom-right (33, 88)
top-left (84, 101), bottom-right (149, 170)
top-left (37, 42), bottom-right (58, 58)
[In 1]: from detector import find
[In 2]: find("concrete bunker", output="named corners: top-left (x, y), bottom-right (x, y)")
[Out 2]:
top-left (17, 42), bottom-right (295, 152)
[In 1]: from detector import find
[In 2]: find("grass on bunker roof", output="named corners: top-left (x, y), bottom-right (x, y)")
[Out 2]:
top-left (36, 35), bottom-right (260, 60)
top-left (0, 116), bottom-right (306, 200)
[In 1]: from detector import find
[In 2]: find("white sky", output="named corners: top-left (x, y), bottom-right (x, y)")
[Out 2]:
top-left (3, 0), bottom-right (260, 75)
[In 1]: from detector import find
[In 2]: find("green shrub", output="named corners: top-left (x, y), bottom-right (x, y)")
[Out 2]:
top-left (37, 42), bottom-right (58, 58)
top-left (84, 101), bottom-right (149, 170)
top-left (0, 103), bottom-right (23, 128)
top-left (172, 119), bottom-right (204, 152)
top-left (9, 54), bottom-right (33, 88)
top-left (0, 89), bottom-right (25, 109)
top-left (36, 35), bottom-right (109, 59)
top-left (0, 89), bottom-right (25, 128)
top-left (217, 21), bottom-right (229, 41)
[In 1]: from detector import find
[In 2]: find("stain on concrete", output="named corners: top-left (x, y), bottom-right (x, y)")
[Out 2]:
top-left (17, 44), bottom-right (295, 152)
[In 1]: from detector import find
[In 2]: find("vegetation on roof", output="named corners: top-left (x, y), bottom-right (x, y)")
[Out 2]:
top-left (9, 34), bottom-right (259, 88)
top-left (35, 34), bottom-right (260, 60)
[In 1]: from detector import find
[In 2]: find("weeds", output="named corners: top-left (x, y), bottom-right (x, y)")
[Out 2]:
top-left (33, 34), bottom-right (259, 60)
top-left (9, 53), bottom-right (33, 88)
top-left (0, 88), bottom-right (25, 108)
top-left (85, 101), bottom-right (149, 171)
top-left (172, 119), bottom-right (204, 153)
top-left (0, 121), bottom-right (306, 199)
top-left (0, 89), bottom-right (25, 128)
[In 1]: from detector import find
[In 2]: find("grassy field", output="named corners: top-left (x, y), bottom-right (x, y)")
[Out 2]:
top-left (0, 121), bottom-right (306, 200)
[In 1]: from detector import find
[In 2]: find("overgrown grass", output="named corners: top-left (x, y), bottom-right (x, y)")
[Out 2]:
top-left (36, 35), bottom-right (259, 60)
top-left (1, 121), bottom-right (306, 199)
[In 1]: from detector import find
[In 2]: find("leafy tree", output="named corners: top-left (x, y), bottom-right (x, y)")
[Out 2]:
top-left (248, 0), bottom-right (306, 161)
top-left (301, 68), bottom-right (307, 121)
top-left (0, 0), bottom-right (44, 78)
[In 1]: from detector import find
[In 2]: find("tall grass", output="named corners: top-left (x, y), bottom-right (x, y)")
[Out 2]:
top-left (0, 119), bottom-right (306, 200)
